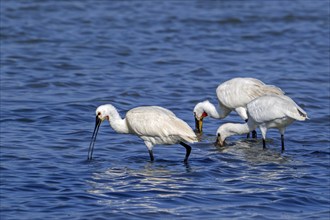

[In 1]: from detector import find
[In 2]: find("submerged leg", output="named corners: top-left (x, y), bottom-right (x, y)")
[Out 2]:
top-left (144, 141), bottom-right (154, 162)
top-left (260, 126), bottom-right (267, 150)
top-left (279, 128), bottom-right (286, 153)
top-left (281, 134), bottom-right (285, 152)
top-left (252, 130), bottom-right (257, 138)
top-left (179, 142), bottom-right (192, 163)
top-left (148, 149), bottom-right (154, 162)
top-left (245, 119), bottom-right (251, 138)
top-left (262, 139), bottom-right (266, 149)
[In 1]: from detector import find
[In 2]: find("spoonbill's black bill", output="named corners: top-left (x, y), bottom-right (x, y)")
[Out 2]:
top-left (88, 116), bottom-right (102, 160)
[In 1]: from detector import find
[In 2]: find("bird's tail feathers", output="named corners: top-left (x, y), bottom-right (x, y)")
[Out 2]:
top-left (263, 85), bottom-right (285, 95)
top-left (286, 106), bottom-right (308, 121)
top-left (296, 108), bottom-right (309, 121)
top-left (182, 135), bottom-right (198, 143)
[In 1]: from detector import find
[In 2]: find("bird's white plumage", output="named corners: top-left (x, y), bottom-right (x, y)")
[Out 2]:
top-left (194, 77), bottom-right (284, 121)
top-left (216, 94), bottom-right (308, 150)
top-left (247, 95), bottom-right (307, 124)
top-left (217, 77), bottom-right (284, 109)
top-left (89, 104), bottom-right (197, 162)
top-left (126, 106), bottom-right (198, 145)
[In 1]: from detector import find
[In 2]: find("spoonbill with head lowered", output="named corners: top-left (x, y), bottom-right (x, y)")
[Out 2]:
top-left (88, 104), bottom-right (197, 162)
top-left (215, 94), bottom-right (308, 152)
top-left (193, 77), bottom-right (284, 137)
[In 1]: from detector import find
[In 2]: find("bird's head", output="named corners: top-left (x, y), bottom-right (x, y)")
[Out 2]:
top-left (95, 104), bottom-right (117, 122)
top-left (214, 125), bottom-right (228, 147)
top-left (88, 104), bottom-right (117, 160)
top-left (193, 100), bottom-right (210, 133)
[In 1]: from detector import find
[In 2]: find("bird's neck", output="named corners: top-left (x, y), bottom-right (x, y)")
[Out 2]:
top-left (222, 123), bottom-right (250, 140)
top-left (204, 102), bottom-right (230, 119)
top-left (232, 123), bottom-right (250, 135)
top-left (108, 110), bottom-right (130, 134)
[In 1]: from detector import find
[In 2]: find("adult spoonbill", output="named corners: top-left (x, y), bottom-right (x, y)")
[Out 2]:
top-left (193, 77), bottom-right (284, 137)
top-left (88, 104), bottom-right (197, 162)
top-left (215, 95), bottom-right (308, 151)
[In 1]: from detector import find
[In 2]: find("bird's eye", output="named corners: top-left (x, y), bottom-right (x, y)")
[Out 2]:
top-left (217, 133), bottom-right (220, 137)
top-left (97, 112), bottom-right (101, 116)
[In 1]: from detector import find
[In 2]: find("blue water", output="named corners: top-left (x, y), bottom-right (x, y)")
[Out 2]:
top-left (1, 1), bottom-right (329, 219)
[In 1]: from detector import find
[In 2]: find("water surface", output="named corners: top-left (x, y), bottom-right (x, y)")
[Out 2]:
top-left (1, 1), bottom-right (329, 219)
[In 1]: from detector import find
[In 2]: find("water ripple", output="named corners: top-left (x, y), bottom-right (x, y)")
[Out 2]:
top-left (1, 0), bottom-right (329, 219)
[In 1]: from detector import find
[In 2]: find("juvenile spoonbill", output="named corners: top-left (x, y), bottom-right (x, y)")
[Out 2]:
top-left (88, 104), bottom-right (197, 162)
top-left (215, 95), bottom-right (308, 151)
top-left (193, 77), bottom-right (284, 137)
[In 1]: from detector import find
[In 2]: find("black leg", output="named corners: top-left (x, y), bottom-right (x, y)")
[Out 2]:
top-left (245, 119), bottom-right (251, 139)
top-left (180, 142), bottom-right (192, 163)
top-left (262, 139), bottom-right (266, 149)
top-left (252, 130), bottom-right (257, 138)
top-left (148, 149), bottom-right (154, 162)
top-left (281, 134), bottom-right (285, 152)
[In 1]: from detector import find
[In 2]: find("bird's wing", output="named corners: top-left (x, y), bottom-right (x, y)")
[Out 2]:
top-left (247, 95), bottom-right (307, 123)
top-left (126, 106), bottom-right (197, 143)
top-left (275, 95), bottom-right (308, 120)
top-left (216, 78), bottom-right (284, 109)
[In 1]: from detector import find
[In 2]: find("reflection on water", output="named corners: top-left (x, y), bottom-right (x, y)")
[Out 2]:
top-left (220, 140), bottom-right (291, 163)
top-left (87, 142), bottom-right (303, 214)
top-left (87, 163), bottom-right (194, 215)
top-left (89, 163), bottom-right (191, 194)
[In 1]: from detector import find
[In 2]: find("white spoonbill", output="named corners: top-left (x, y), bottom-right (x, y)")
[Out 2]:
top-left (193, 77), bottom-right (284, 137)
top-left (88, 104), bottom-right (197, 162)
top-left (215, 95), bottom-right (308, 151)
